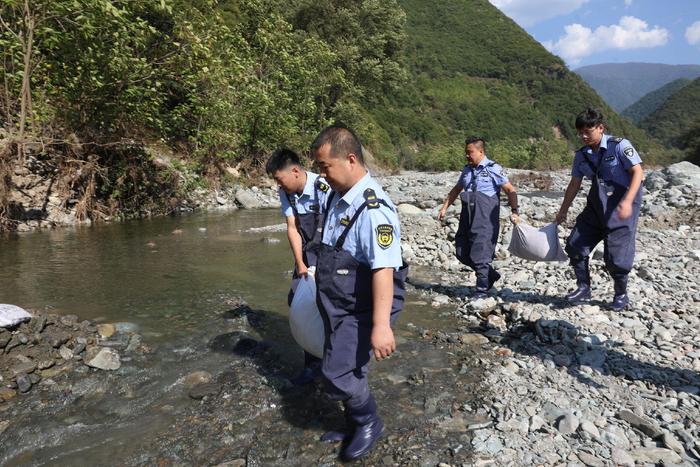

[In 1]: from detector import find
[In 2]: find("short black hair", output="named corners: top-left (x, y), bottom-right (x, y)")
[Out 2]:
top-left (310, 125), bottom-right (364, 164)
top-left (465, 135), bottom-right (485, 150)
top-left (265, 148), bottom-right (301, 175)
top-left (575, 108), bottom-right (605, 129)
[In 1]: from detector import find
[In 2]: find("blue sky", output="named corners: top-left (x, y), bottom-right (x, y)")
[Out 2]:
top-left (488, 0), bottom-right (700, 68)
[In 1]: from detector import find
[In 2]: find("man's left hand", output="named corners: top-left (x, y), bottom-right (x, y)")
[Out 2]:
top-left (617, 200), bottom-right (633, 220)
top-left (371, 324), bottom-right (395, 360)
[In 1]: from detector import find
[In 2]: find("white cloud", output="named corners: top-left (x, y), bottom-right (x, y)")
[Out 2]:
top-left (624, 0), bottom-right (633, 6)
top-left (686, 21), bottom-right (700, 45)
top-left (545, 16), bottom-right (669, 64)
top-left (489, 0), bottom-right (588, 27)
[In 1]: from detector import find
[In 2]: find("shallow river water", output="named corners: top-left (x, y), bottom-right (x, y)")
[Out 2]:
top-left (0, 210), bottom-right (484, 466)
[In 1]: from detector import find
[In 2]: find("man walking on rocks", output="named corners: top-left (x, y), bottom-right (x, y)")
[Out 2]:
top-left (556, 108), bottom-right (644, 311)
top-left (266, 148), bottom-right (330, 385)
top-left (310, 125), bottom-right (408, 461)
top-left (438, 136), bottom-right (519, 299)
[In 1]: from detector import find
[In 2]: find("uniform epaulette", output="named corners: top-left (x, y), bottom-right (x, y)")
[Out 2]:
top-left (363, 188), bottom-right (380, 209)
top-left (608, 136), bottom-right (623, 143)
top-left (316, 179), bottom-right (330, 192)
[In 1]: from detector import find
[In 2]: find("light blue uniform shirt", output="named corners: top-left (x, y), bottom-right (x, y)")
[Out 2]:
top-left (322, 172), bottom-right (403, 270)
top-left (278, 171), bottom-right (330, 217)
top-left (457, 156), bottom-right (509, 197)
top-left (572, 134), bottom-right (642, 187)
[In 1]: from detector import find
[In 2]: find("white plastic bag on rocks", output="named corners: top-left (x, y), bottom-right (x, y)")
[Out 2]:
top-left (289, 267), bottom-right (325, 359)
top-left (508, 222), bottom-right (568, 262)
top-left (0, 304), bottom-right (32, 328)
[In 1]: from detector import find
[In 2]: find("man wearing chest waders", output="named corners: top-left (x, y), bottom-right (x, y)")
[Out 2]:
top-left (266, 148), bottom-right (331, 385)
top-left (438, 136), bottom-right (520, 299)
top-left (555, 108), bottom-right (644, 311)
top-left (309, 125), bottom-right (408, 461)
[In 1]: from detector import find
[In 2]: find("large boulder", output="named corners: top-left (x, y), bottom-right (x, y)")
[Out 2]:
top-left (664, 161), bottom-right (700, 190)
top-left (235, 188), bottom-right (263, 209)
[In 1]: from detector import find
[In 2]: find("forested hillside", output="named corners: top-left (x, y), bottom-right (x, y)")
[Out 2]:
top-left (622, 79), bottom-right (691, 124)
top-left (576, 62), bottom-right (700, 112)
top-left (368, 0), bottom-right (658, 170)
top-left (0, 0), bottom-right (674, 230)
top-left (640, 77), bottom-right (700, 164)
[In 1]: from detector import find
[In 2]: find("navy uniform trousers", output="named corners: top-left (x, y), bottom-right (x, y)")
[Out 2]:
top-left (454, 190), bottom-right (500, 292)
top-left (313, 198), bottom-right (408, 412)
top-left (565, 172), bottom-right (642, 295)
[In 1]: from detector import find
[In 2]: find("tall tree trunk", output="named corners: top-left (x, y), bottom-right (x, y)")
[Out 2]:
top-left (18, 0), bottom-right (34, 143)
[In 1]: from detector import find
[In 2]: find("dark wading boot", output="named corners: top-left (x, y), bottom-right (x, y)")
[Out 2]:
top-left (487, 269), bottom-right (501, 290)
top-left (290, 354), bottom-right (321, 386)
top-left (610, 293), bottom-right (629, 311)
top-left (341, 395), bottom-right (384, 461)
top-left (611, 276), bottom-right (629, 311)
top-left (321, 404), bottom-right (353, 443)
top-left (566, 256), bottom-right (591, 303)
top-left (566, 284), bottom-right (591, 303)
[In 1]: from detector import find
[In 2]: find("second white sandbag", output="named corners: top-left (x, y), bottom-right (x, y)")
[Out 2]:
top-left (289, 267), bottom-right (325, 359)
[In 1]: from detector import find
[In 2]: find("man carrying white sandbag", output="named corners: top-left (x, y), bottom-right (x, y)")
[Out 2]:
top-left (266, 148), bottom-right (332, 385)
top-left (438, 136), bottom-right (520, 299)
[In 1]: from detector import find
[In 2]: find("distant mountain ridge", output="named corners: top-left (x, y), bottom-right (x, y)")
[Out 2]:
top-left (640, 77), bottom-right (700, 164)
top-left (622, 79), bottom-right (691, 123)
top-left (575, 63), bottom-right (700, 112)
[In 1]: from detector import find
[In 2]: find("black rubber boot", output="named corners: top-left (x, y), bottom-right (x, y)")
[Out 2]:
top-left (567, 257), bottom-right (591, 302)
top-left (341, 395), bottom-right (384, 461)
top-left (321, 404), bottom-right (353, 443)
top-left (611, 275), bottom-right (629, 311)
top-left (487, 268), bottom-right (501, 290)
top-left (290, 352), bottom-right (321, 386)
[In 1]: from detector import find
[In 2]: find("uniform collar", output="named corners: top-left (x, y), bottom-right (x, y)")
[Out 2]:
top-left (339, 171), bottom-right (372, 207)
top-left (300, 171), bottom-right (317, 197)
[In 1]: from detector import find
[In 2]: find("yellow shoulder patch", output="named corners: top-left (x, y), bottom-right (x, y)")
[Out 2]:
top-left (375, 224), bottom-right (394, 249)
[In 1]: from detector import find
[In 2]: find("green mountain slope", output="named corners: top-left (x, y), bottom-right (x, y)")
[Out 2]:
top-left (622, 79), bottom-right (691, 123)
top-left (641, 77), bottom-right (700, 164)
top-left (576, 63), bottom-right (700, 112)
top-left (364, 0), bottom-right (660, 169)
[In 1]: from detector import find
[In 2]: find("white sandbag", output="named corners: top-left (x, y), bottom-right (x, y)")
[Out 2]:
top-left (508, 222), bottom-right (568, 262)
top-left (289, 267), bottom-right (325, 359)
top-left (0, 304), bottom-right (32, 328)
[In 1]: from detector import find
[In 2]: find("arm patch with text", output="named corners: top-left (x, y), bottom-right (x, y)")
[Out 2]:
top-left (375, 224), bottom-right (394, 249)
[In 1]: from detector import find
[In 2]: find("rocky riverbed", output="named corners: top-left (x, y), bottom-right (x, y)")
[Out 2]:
top-left (380, 161), bottom-right (700, 466)
top-left (2, 161), bottom-right (699, 466)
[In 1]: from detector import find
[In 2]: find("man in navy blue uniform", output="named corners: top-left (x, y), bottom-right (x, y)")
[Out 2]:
top-left (556, 108), bottom-right (644, 311)
top-left (438, 136), bottom-right (519, 298)
top-left (266, 148), bottom-right (331, 385)
top-left (310, 125), bottom-right (407, 461)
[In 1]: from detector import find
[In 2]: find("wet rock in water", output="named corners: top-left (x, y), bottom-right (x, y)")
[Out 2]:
top-left (113, 322), bottom-right (139, 334)
top-left (59, 345), bottom-right (73, 361)
top-left (0, 387), bottom-right (17, 401)
top-left (213, 460), bottom-right (246, 467)
top-left (97, 323), bottom-right (116, 338)
top-left (188, 382), bottom-right (222, 400)
top-left (16, 374), bottom-right (32, 393)
top-left (184, 371), bottom-right (213, 389)
top-left (460, 333), bottom-right (489, 346)
top-left (0, 420), bottom-right (9, 435)
top-left (84, 347), bottom-right (121, 370)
